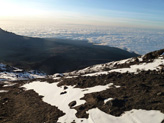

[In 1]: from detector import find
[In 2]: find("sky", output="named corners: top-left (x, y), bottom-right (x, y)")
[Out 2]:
top-left (0, 0), bottom-right (164, 29)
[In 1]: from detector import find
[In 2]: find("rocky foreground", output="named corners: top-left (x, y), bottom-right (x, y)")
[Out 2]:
top-left (0, 49), bottom-right (164, 123)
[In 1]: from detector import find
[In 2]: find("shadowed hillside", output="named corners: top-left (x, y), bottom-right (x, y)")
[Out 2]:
top-left (0, 28), bottom-right (138, 74)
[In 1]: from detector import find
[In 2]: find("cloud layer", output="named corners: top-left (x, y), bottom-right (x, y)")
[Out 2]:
top-left (1, 22), bottom-right (164, 55)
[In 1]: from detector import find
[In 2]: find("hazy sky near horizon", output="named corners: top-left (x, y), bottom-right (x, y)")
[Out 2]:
top-left (0, 0), bottom-right (164, 29)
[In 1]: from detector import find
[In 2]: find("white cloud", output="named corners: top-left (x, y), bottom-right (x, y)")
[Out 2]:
top-left (0, 22), bottom-right (164, 55)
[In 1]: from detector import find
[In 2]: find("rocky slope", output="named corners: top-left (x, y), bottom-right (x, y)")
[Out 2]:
top-left (0, 49), bottom-right (164, 123)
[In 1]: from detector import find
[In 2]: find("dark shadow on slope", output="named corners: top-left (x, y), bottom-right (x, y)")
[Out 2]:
top-left (0, 28), bottom-right (139, 74)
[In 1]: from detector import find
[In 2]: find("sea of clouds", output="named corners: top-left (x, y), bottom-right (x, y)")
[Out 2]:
top-left (1, 22), bottom-right (164, 55)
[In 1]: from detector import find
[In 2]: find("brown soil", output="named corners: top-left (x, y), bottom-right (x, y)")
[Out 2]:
top-left (58, 71), bottom-right (164, 119)
top-left (0, 81), bottom-right (64, 123)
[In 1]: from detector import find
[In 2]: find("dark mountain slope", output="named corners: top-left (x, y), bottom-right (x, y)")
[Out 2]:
top-left (0, 28), bottom-right (138, 74)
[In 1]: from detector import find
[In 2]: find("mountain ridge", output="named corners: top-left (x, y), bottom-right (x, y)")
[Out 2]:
top-left (0, 28), bottom-right (138, 74)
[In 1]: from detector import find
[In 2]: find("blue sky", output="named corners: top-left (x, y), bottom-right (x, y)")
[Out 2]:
top-left (0, 0), bottom-right (164, 29)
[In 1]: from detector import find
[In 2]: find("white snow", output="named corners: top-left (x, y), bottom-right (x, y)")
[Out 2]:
top-left (138, 55), bottom-right (144, 62)
top-left (53, 73), bottom-right (63, 78)
top-left (115, 85), bottom-right (121, 88)
top-left (0, 71), bottom-right (45, 81)
top-left (0, 72), bottom-right (18, 81)
top-left (83, 71), bottom-right (109, 77)
top-left (64, 76), bottom-right (78, 79)
top-left (3, 82), bottom-right (16, 87)
top-left (13, 68), bottom-right (23, 72)
top-left (87, 108), bottom-right (164, 123)
top-left (0, 90), bottom-right (9, 93)
top-left (117, 58), bottom-right (130, 64)
top-left (104, 98), bottom-right (113, 104)
top-left (22, 81), bottom-right (114, 122)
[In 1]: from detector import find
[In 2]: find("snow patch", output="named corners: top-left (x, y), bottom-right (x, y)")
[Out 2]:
top-left (87, 108), bottom-right (164, 123)
top-left (22, 81), bottom-right (114, 122)
top-left (110, 58), bottom-right (164, 74)
top-left (64, 57), bottom-right (136, 76)
top-left (83, 57), bottom-right (164, 76)
top-left (0, 90), bottom-right (9, 93)
top-left (104, 98), bottom-right (113, 104)
top-left (0, 71), bottom-right (45, 81)
top-left (3, 82), bottom-right (16, 87)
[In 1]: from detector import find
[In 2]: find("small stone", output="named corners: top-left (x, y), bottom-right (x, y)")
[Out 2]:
top-left (60, 91), bottom-right (67, 95)
top-left (111, 99), bottom-right (125, 107)
top-left (69, 101), bottom-right (76, 108)
top-left (64, 86), bottom-right (68, 90)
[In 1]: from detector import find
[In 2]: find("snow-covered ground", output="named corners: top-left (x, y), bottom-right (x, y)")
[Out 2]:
top-left (1, 50), bottom-right (164, 123)
top-left (22, 81), bottom-right (164, 123)
top-left (62, 55), bottom-right (164, 77)
top-left (63, 57), bottom-right (136, 77)
top-left (0, 72), bottom-right (44, 81)
top-left (22, 81), bottom-right (115, 122)
top-left (84, 57), bottom-right (164, 77)
top-left (87, 108), bottom-right (164, 123)
top-left (0, 63), bottom-right (46, 81)
top-left (2, 81), bottom-right (16, 87)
